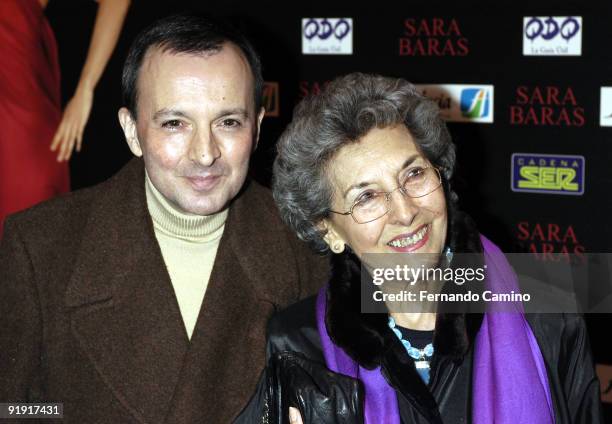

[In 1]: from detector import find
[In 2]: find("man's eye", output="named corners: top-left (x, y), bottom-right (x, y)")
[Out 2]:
top-left (221, 118), bottom-right (241, 128)
top-left (162, 119), bottom-right (183, 129)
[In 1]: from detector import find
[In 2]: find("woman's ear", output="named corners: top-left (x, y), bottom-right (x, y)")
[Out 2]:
top-left (318, 220), bottom-right (346, 254)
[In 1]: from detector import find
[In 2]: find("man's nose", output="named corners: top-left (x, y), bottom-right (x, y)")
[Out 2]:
top-left (188, 126), bottom-right (221, 166)
top-left (387, 189), bottom-right (418, 226)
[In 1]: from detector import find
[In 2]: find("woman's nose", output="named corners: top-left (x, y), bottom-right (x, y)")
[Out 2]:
top-left (387, 188), bottom-right (418, 226)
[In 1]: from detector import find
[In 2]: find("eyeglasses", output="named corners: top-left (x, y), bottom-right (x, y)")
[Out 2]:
top-left (330, 166), bottom-right (443, 224)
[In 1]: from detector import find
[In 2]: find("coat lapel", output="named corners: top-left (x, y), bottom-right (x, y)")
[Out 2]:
top-left (165, 180), bottom-right (301, 422)
top-left (164, 231), bottom-right (274, 422)
top-left (224, 180), bottom-right (300, 303)
top-left (64, 159), bottom-right (189, 423)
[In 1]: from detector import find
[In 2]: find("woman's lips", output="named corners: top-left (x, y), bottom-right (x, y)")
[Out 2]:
top-left (386, 224), bottom-right (430, 252)
top-left (185, 175), bottom-right (221, 191)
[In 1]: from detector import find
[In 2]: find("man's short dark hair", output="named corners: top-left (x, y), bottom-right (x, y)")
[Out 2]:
top-left (122, 13), bottom-right (263, 118)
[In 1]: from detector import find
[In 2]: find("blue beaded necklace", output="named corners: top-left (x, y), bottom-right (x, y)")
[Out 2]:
top-left (388, 316), bottom-right (434, 384)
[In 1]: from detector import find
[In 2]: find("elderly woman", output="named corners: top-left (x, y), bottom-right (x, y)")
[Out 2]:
top-left (237, 73), bottom-right (602, 423)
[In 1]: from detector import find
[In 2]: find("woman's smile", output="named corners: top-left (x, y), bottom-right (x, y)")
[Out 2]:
top-left (386, 223), bottom-right (430, 252)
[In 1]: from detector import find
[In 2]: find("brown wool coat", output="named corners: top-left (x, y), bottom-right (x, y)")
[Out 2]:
top-left (0, 158), bottom-right (329, 423)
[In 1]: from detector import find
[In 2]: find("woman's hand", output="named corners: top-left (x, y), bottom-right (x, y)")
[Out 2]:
top-left (50, 0), bottom-right (130, 162)
top-left (50, 85), bottom-right (93, 161)
top-left (289, 407), bottom-right (304, 424)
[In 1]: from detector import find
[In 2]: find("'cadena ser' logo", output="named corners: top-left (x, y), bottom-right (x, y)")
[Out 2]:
top-left (511, 153), bottom-right (585, 195)
top-left (523, 16), bottom-right (582, 56)
top-left (302, 18), bottom-right (353, 55)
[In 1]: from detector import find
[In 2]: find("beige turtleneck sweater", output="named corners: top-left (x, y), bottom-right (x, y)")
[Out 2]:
top-left (145, 174), bottom-right (228, 340)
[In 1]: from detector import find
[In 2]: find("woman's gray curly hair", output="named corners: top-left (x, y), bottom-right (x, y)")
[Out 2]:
top-left (272, 73), bottom-right (457, 253)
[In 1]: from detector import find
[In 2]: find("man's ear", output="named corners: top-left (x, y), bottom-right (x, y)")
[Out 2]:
top-left (253, 106), bottom-right (265, 151)
top-left (118, 107), bottom-right (142, 157)
top-left (318, 219), bottom-right (346, 254)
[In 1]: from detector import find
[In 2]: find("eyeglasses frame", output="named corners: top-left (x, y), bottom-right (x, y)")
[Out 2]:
top-left (329, 165), bottom-right (444, 224)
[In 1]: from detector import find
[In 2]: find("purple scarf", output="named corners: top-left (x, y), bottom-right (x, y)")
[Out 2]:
top-left (316, 235), bottom-right (555, 423)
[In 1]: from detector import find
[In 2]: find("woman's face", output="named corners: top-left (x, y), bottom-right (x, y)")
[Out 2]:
top-left (321, 125), bottom-right (447, 259)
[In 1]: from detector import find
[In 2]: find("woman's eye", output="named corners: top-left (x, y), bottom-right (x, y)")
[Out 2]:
top-left (406, 167), bottom-right (426, 179)
top-left (356, 191), bottom-right (377, 204)
top-left (161, 119), bottom-right (183, 129)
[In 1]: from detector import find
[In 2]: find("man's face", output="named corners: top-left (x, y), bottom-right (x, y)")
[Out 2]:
top-left (119, 43), bottom-right (264, 215)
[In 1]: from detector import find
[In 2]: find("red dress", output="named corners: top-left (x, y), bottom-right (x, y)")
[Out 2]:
top-left (0, 0), bottom-right (70, 238)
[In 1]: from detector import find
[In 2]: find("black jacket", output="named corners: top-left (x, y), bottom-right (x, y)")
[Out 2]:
top-left (238, 214), bottom-right (602, 423)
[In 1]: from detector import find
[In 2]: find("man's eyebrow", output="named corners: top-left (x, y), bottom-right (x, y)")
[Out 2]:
top-left (153, 108), bottom-right (190, 121)
top-left (342, 154), bottom-right (420, 199)
top-left (214, 108), bottom-right (249, 119)
top-left (152, 108), bottom-right (250, 121)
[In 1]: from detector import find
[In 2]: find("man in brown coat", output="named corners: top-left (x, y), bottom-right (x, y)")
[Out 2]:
top-left (0, 14), bottom-right (328, 423)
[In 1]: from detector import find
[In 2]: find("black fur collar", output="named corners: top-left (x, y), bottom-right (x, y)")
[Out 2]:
top-left (325, 211), bottom-right (485, 369)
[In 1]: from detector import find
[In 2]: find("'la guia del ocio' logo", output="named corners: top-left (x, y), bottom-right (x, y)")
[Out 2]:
top-left (511, 153), bottom-right (585, 195)
top-left (510, 86), bottom-right (585, 127)
top-left (523, 16), bottom-right (582, 56)
top-left (302, 18), bottom-right (353, 55)
top-left (399, 18), bottom-right (469, 56)
top-left (414, 84), bottom-right (493, 123)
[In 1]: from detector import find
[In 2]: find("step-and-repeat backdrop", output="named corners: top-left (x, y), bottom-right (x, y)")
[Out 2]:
top-left (47, 0), bottom-right (612, 415)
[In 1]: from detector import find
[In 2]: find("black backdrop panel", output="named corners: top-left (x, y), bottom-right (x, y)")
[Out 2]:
top-left (46, 0), bottom-right (612, 416)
